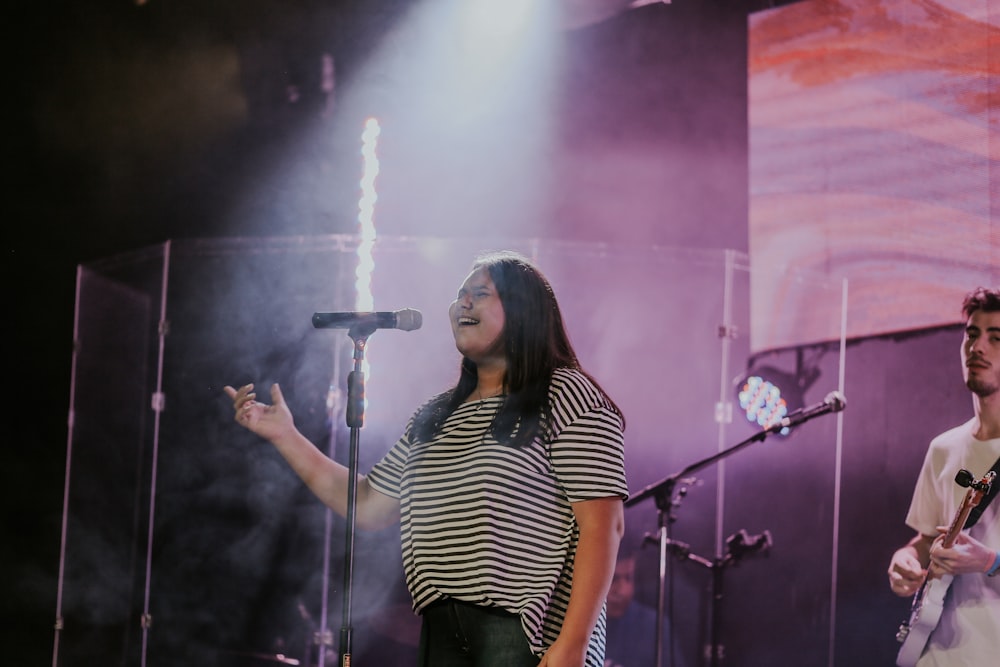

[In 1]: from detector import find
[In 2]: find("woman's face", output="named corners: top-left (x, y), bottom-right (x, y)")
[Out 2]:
top-left (449, 266), bottom-right (506, 367)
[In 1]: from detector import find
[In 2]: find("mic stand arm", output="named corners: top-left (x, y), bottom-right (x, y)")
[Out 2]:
top-left (626, 427), bottom-right (778, 667)
top-left (627, 428), bottom-right (773, 510)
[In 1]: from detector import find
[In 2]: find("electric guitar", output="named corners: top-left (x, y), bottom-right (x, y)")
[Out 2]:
top-left (894, 468), bottom-right (995, 667)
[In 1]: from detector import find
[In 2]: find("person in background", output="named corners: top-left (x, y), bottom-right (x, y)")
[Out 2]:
top-left (888, 286), bottom-right (1000, 665)
top-left (605, 531), bottom-right (686, 667)
top-left (225, 250), bottom-right (628, 667)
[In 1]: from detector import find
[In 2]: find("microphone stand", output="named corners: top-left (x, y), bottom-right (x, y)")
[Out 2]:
top-left (333, 322), bottom-right (377, 667)
top-left (626, 425), bottom-right (782, 667)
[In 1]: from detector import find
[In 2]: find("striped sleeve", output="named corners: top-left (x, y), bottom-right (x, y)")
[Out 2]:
top-left (547, 368), bottom-right (628, 502)
top-left (366, 418), bottom-right (416, 499)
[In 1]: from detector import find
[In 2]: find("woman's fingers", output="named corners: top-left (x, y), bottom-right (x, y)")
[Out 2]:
top-left (223, 384), bottom-right (263, 427)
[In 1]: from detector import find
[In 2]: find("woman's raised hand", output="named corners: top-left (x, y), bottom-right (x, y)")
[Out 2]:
top-left (223, 382), bottom-right (296, 443)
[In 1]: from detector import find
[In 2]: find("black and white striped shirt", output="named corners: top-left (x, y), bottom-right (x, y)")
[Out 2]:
top-left (367, 367), bottom-right (628, 665)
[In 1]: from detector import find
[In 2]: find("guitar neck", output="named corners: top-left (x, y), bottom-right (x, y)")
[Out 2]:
top-left (942, 488), bottom-right (977, 549)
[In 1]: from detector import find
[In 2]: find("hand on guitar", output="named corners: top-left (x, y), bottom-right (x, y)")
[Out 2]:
top-left (888, 537), bottom-right (931, 598)
top-left (928, 527), bottom-right (996, 576)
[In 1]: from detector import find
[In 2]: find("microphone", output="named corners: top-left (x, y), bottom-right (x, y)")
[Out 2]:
top-left (776, 390), bottom-right (846, 431)
top-left (311, 308), bottom-right (422, 331)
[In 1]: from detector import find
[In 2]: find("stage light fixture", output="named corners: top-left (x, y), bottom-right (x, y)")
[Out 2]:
top-left (736, 356), bottom-right (820, 436)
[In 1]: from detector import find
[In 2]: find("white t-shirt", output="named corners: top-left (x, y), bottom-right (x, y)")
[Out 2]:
top-left (905, 418), bottom-right (1000, 666)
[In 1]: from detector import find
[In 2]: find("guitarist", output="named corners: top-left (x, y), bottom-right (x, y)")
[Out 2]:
top-left (887, 286), bottom-right (1000, 665)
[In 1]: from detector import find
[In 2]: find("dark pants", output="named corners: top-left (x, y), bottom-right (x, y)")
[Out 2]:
top-left (418, 599), bottom-right (539, 667)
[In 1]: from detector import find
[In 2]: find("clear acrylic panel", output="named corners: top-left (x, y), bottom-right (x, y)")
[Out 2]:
top-left (55, 236), bottom-right (847, 667)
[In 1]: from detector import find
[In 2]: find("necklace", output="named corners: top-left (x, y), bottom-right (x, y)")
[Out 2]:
top-left (476, 391), bottom-right (504, 443)
top-left (476, 387), bottom-right (504, 400)
top-left (473, 387), bottom-right (505, 413)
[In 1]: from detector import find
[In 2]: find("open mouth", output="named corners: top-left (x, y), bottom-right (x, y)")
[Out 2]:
top-left (458, 317), bottom-right (479, 326)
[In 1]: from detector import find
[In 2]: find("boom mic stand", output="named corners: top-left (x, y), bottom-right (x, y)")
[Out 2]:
top-left (626, 432), bottom-right (773, 667)
top-left (625, 394), bottom-right (844, 667)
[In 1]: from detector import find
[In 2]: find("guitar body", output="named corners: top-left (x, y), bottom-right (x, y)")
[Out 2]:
top-left (894, 468), bottom-right (994, 667)
top-left (895, 573), bottom-right (953, 667)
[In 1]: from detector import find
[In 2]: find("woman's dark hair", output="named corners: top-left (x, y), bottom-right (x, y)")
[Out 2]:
top-left (413, 250), bottom-right (623, 447)
top-left (962, 286), bottom-right (1000, 318)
